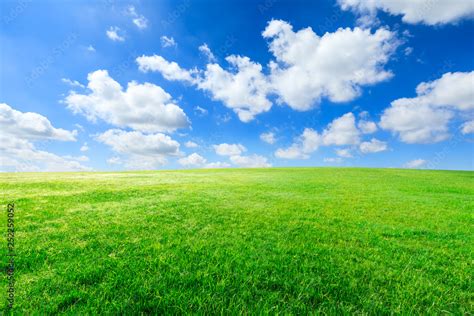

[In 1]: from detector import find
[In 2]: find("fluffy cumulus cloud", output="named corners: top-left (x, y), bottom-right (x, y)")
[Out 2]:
top-left (199, 56), bottom-right (272, 122)
top-left (62, 78), bottom-right (85, 88)
top-left (229, 154), bottom-right (271, 168)
top-left (64, 70), bottom-right (189, 133)
top-left (263, 20), bottom-right (396, 110)
top-left (380, 72), bottom-right (474, 144)
top-left (276, 112), bottom-right (388, 159)
top-left (184, 141), bottom-right (199, 148)
top-left (0, 103), bottom-right (76, 141)
top-left (179, 147), bottom-right (268, 168)
top-left (275, 128), bottom-right (321, 159)
top-left (210, 143), bottom-right (271, 168)
top-left (106, 26), bottom-right (125, 42)
top-left (322, 113), bottom-right (360, 146)
top-left (380, 103), bottom-right (452, 144)
top-left (137, 55), bottom-right (196, 82)
top-left (0, 136), bottom-right (92, 172)
top-left (403, 158), bottom-right (427, 169)
top-left (358, 119), bottom-right (378, 134)
top-left (179, 153), bottom-right (230, 169)
top-left (178, 153), bottom-right (207, 167)
top-left (359, 138), bottom-right (388, 154)
top-left (128, 6), bottom-right (148, 29)
top-left (338, 0), bottom-right (474, 26)
top-left (324, 157), bottom-right (343, 164)
top-left (199, 43), bottom-right (217, 62)
top-left (260, 132), bottom-right (276, 144)
top-left (137, 55), bottom-right (271, 122)
top-left (80, 142), bottom-right (89, 152)
top-left (0, 103), bottom-right (90, 172)
top-left (461, 120), bottom-right (474, 135)
top-left (137, 53), bottom-right (271, 121)
top-left (137, 20), bottom-right (397, 122)
top-left (213, 143), bottom-right (246, 156)
top-left (96, 129), bottom-right (181, 169)
top-left (335, 148), bottom-right (353, 158)
top-left (97, 129), bottom-right (180, 156)
top-left (205, 161), bottom-right (231, 169)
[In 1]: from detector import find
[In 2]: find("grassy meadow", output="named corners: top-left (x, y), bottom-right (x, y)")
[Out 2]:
top-left (1, 168), bottom-right (473, 314)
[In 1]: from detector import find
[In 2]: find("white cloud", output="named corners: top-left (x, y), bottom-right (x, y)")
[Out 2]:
top-left (404, 47), bottom-right (413, 56)
top-left (97, 129), bottom-right (180, 156)
top-left (123, 156), bottom-right (168, 170)
top-left (322, 113), bottom-right (360, 146)
top-left (194, 106), bottom-right (208, 116)
top-left (324, 157), bottom-right (343, 163)
top-left (0, 103), bottom-right (88, 172)
top-left (205, 161), bottom-right (231, 169)
top-left (128, 6), bottom-right (148, 29)
top-left (275, 128), bottom-right (321, 159)
top-left (138, 54), bottom-right (270, 122)
top-left (230, 154), bottom-right (271, 168)
top-left (198, 56), bottom-right (272, 122)
top-left (63, 155), bottom-right (89, 162)
top-left (403, 158), bottom-right (427, 169)
top-left (413, 72), bottom-right (474, 111)
top-left (275, 145), bottom-right (308, 160)
top-left (184, 141), bottom-right (199, 148)
top-left (0, 136), bottom-right (90, 172)
top-left (137, 20), bottom-right (397, 122)
top-left (106, 26), bottom-right (125, 42)
top-left (199, 43), bottom-right (217, 62)
top-left (161, 36), bottom-right (177, 48)
top-left (178, 153), bottom-right (231, 169)
top-left (461, 120), bottom-right (474, 134)
top-left (217, 113), bottom-right (232, 124)
top-left (213, 143), bottom-right (246, 156)
top-left (178, 153), bottom-right (207, 167)
top-left (263, 20), bottom-right (397, 110)
top-left (380, 72), bottom-right (474, 143)
top-left (358, 119), bottom-right (378, 134)
top-left (0, 103), bottom-right (76, 141)
top-left (64, 70), bottom-right (189, 133)
top-left (107, 156), bottom-right (122, 165)
top-left (338, 0), bottom-right (474, 26)
top-left (335, 148), bottom-right (353, 158)
top-left (359, 138), bottom-right (388, 154)
top-left (87, 45), bottom-right (95, 52)
top-left (380, 103), bottom-right (452, 144)
top-left (260, 132), bottom-right (276, 144)
top-left (137, 55), bottom-right (196, 82)
top-left (133, 16), bottom-right (148, 29)
top-left (74, 124), bottom-right (85, 132)
top-left (62, 78), bottom-right (85, 88)
top-left (275, 112), bottom-right (382, 160)
top-left (96, 129), bottom-right (181, 169)
top-left (80, 142), bottom-right (89, 152)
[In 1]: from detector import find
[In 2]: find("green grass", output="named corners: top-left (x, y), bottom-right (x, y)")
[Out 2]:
top-left (1, 168), bottom-right (473, 314)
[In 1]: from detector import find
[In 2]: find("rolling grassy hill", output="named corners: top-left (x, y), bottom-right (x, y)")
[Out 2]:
top-left (1, 168), bottom-right (472, 313)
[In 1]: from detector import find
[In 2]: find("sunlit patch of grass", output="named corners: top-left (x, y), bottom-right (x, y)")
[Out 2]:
top-left (1, 168), bottom-right (472, 313)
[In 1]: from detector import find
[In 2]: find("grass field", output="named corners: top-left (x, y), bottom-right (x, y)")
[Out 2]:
top-left (1, 168), bottom-right (473, 314)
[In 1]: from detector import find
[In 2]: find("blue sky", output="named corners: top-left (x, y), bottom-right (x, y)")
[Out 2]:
top-left (1, 0), bottom-right (473, 172)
